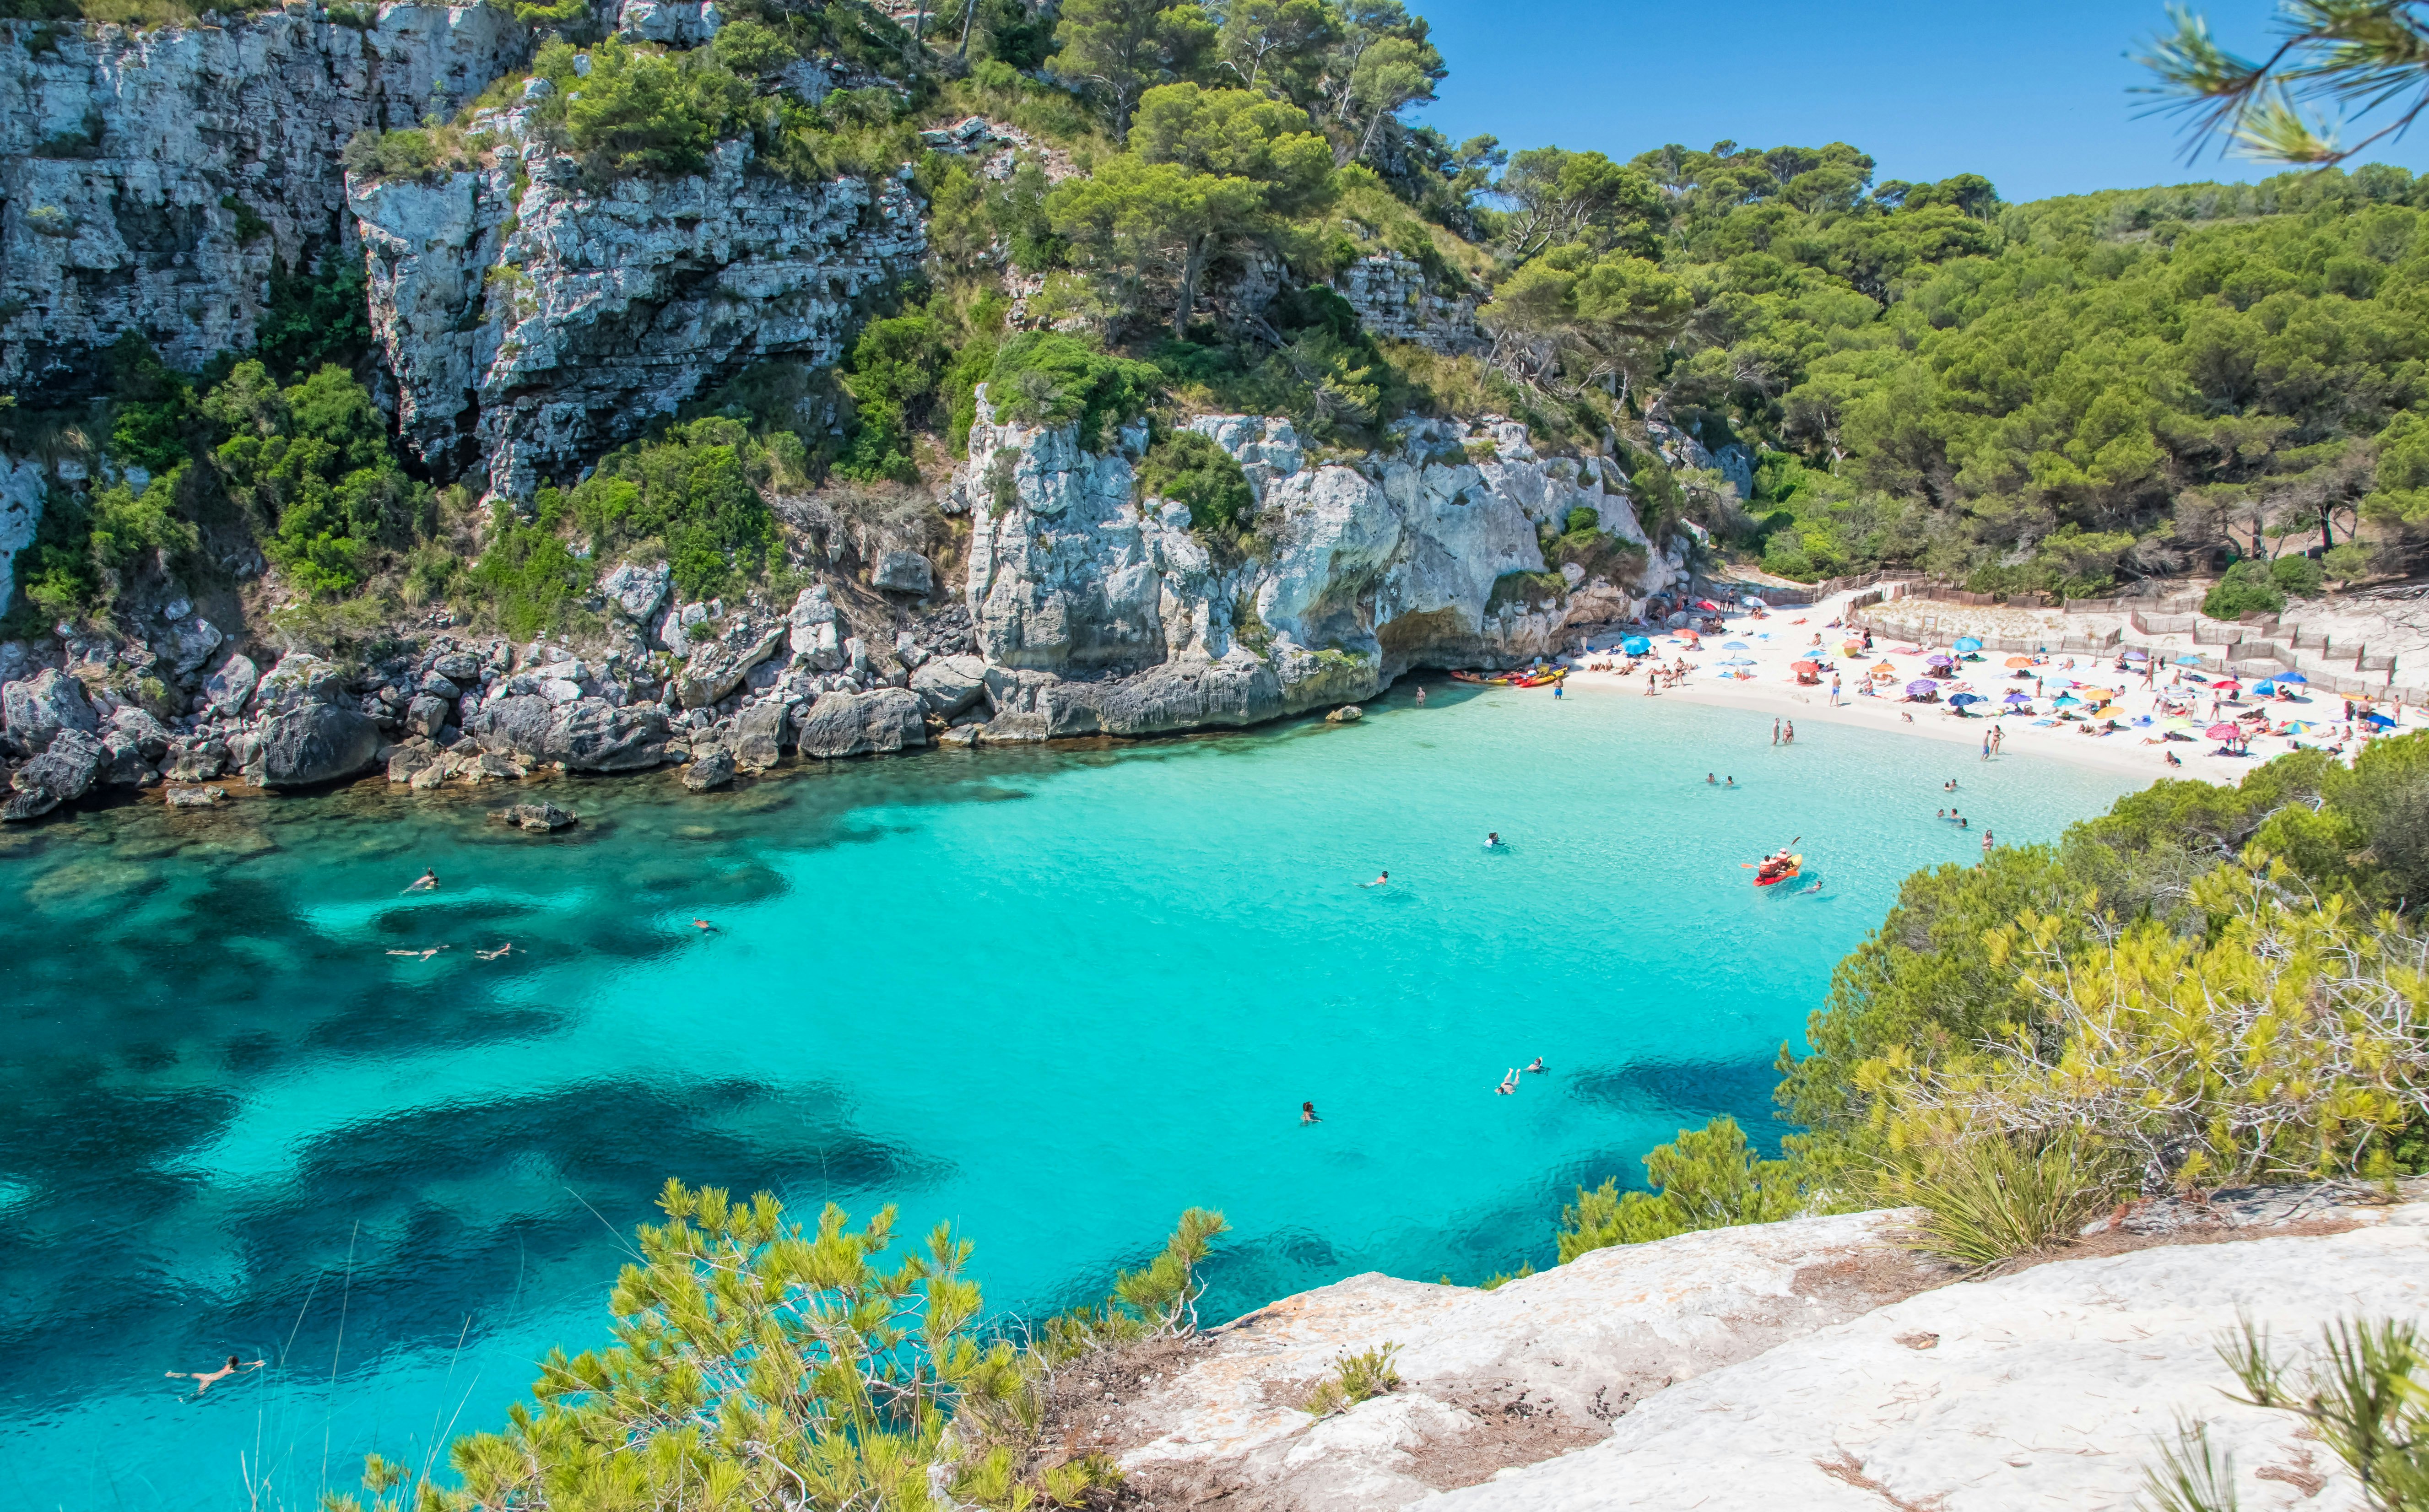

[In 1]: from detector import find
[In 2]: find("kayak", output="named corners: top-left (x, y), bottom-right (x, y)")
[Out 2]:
top-left (1753, 854), bottom-right (1803, 886)
top-left (1450, 670), bottom-right (1510, 685)
top-left (1509, 668), bottom-right (1568, 688)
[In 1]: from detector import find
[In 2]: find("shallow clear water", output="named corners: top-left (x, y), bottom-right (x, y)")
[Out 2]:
top-left (0, 680), bottom-right (2138, 1511)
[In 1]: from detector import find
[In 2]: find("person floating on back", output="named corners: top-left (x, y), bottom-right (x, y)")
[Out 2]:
top-left (168, 1355), bottom-right (264, 1398)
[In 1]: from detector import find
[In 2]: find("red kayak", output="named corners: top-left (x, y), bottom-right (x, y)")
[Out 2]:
top-left (1753, 853), bottom-right (1803, 886)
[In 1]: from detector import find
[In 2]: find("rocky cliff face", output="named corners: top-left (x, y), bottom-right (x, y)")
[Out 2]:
top-left (948, 393), bottom-right (1682, 740)
top-left (0, 5), bottom-right (528, 391)
top-left (353, 116), bottom-right (925, 495)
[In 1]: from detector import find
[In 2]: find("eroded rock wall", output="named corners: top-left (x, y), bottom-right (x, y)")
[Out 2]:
top-left (353, 119), bottom-right (926, 496)
top-left (0, 5), bottom-right (529, 392)
top-left (948, 392), bottom-right (1682, 740)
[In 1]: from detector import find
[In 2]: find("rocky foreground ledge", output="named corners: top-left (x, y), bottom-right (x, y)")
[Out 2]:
top-left (1087, 1183), bottom-right (2427, 1511)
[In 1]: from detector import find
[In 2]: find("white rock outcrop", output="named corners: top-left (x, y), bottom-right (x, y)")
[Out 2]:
top-left (352, 121), bottom-right (925, 496)
top-left (1109, 1190), bottom-right (2428, 1512)
top-left (0, 6), bottom-right (528, 391)
top-left (950, 396), bottom-right (1679, 740)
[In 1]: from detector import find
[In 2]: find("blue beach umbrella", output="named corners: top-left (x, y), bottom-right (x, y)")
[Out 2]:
top-left (1718, 656), bottom-right (1758, 666)
top-left (2277, 670), bottom-right (2308, 683)
top-left (2176, 654), bottom-right (2204, 666)
top-left (2253, 681), bottom-right (2276, 696)
top-left (1948, 692), bottom-right (1985, 706)
top-left (2053, 692), bottom-right (2082, 707)
top-left (2004, 690), bottom-right (2032, 704)
top-left (1723, 641), bottom-right (1750, 649)
top-left (2362, 711), bottom-right (2397, 728)
top-left (1953, 637), bottom-right (1983, 653)
top-left (1621, 637), bottom-right (1650, 655)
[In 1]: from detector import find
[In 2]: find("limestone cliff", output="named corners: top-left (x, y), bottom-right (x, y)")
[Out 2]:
top-left (948, 391), bottom-right (1683, 740)
top-left (0, 5), bottom-right (528, 390)
top-left (352, 112), bottom-right (925, 496)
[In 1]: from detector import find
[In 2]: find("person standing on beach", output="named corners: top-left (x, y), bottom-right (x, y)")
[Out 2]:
top-left (1829, 675), bottom-right (1841, 707)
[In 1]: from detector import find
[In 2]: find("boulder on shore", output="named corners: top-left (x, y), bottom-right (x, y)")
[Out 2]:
top-left (3, 667), bottom-right (99, 755)
top-left (795, 687), bottom-right (927, 758)
top-left (257, 704), bottom-right (384, 788)
top-left (731, 700), bottom-right (790, 772)
top-left (682, 745), bottom-right (736, 790)
top-left (5, 726), bottom-right (106, 819)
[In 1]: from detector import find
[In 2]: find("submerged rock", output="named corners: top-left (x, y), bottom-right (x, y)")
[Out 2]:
top-left (1325, 705), bottom-right (1363, 723)
top-left (488, 801), bottom-right (577, 832)
top-left (164, 785), bottom-right (227, 807)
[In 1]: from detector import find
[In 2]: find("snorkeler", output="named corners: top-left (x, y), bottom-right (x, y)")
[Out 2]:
top-left (404, 869), bottom-right (438, 893)
top-left (384, 946), bottom-right (448, 961)
top-left (168, 1355), bottom-right (264, 1397)
top-left (691, 918), bottom-right (720, 932)
top-left (1360, 871), bottom-right (1389, 887)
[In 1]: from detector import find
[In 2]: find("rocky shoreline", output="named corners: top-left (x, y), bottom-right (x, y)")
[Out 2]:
top-left (4, 403), bottom-right (1683, 823)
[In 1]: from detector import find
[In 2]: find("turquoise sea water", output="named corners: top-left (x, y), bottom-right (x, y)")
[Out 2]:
top-left (0, 680), bottom-right (2140, 1511)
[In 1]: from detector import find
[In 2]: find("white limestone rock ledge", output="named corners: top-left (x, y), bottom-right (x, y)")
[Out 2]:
top-left (1111, 1188), bottom-right (2429, 1512)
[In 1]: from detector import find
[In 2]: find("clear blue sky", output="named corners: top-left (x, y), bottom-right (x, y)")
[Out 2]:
top-left (1412, 0), bottom-right (2429, 202)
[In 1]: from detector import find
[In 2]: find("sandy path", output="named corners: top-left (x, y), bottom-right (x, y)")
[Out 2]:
top-left (1556, 590), bottom-right (2395, 788)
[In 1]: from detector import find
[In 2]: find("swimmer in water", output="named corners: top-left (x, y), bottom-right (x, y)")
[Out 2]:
top-left (475, 943), bottom-right (514, 961)
top-left (1496, 1069), bottom-right (1516, 1095)
top-left (1360, 871), bottom-right (1389, 887)
top-left (384, 946), bottom-right (448, 961)
top-left (404, 869), bottom-right (438, 893)
top-left (1725, 776), bottom-right (1736, 788)
top-left (1415, 686), bottom-right (1427, 706)
top-left (1525, 1057), bottom-right (1546, 1074)
top-left (1301, 1101), bottom-right (1321, 1125)
top-left (1484, 832), bottom-right (1501, 848)
top-left (168, 1355), bottom-right (264, 1398)
top-left (691, 918), bottom-right (719, 932)
top-left (1706, 772), bottom-right (1717, 784)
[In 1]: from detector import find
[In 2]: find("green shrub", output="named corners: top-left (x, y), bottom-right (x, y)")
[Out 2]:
top-left (1557, 1117), bottom-right (1802, 1262)
top-left (204, 361), bottom-right (432, 600)
top-left (1878, 1134), bottom-right (2120, 1269)
top-left (1139, 430), bottom-right (1253, 535)
top-left (835, 313), bottom-right (950, 482)
top-left (536, 38), bottom-right (757, 176)
top-left (1303, 1343), bottom-right (1402, 1417)
top-left (469, 493), bottom-right (592, 641)
top-left (987, 332), bottom-right (1163, 447)
top-left (2270, 551), bottom-right (2326, 597)
top-left (2202, 556), bottom-right (2289, 618)
top-left (566, 417), bottom-right (779, 599)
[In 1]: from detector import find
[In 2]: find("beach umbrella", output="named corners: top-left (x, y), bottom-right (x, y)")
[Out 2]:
top-left (2053, 693), bottom-right (2082, 707)
top-left (2252, 681), bottom-right (2275, 696)
top-left (1926, 653), bottom-right (1955, 666)
top-left (2207, 723), bottom-right (2241, 740)
top-left (1696, 599), bottom-right (1721, 610)
top-left (1791, 659), bottom-right (1822, 672)
top-left (1953, 636), bottom-right (1983, 653)
top-left (2213, 680), bottom-right (2242, 691)
top-left (2362, 710), bottom-right (2397, 728)
top-left (1621, 636), bottom-right (1650, 655)
top-left (1723, 641), bottom-right (1749, 649)
top-left (1905, 680), bottom-right (1938, 696)
top-left (1744, 596), bottom-right (1768, 608)
top-left (2004, 656), bottom-right (2036, 668)
top-left (2175, 654), bottom-right (2204, 665)
top-left (2004, 689), bottom-right (2031, 702)
top-left (2277, 670), bottom-right (2308, 683)
top-left (2165, 716), bottom-right (2201, 731)
top-left (1719, 656), bottom-right (1757, 666)
top-left (1948, 692), bottom-right (1984, 706)
top-left (2124, 648), bottom-right (2149, 661)
top-left (2285, 720), bottom-right (2320, 733)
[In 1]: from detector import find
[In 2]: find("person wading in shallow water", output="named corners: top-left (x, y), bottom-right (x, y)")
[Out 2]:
top-left (168, 1355), bottom-right (264, 1397)
top-left (1301, 1101), bottom-right (1321, 1125)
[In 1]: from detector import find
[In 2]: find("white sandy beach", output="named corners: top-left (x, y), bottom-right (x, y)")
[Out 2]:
top-left (1558, 589), bottom-right (2411, 788)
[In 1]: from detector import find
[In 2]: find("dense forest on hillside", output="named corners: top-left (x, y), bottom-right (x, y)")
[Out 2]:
top-left (8, 0), bottom-right (2429, 642)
